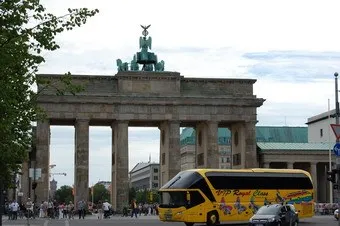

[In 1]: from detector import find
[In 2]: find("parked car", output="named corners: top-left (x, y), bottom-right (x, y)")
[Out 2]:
top-left (334, 209), bottom-right (339, 220)
top-left (248, 203), bottom-right (299, 226)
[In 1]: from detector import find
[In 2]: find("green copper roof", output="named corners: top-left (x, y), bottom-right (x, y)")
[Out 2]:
top-left (256, 126), bottom-right (307, 143)
top-left (257, 142), bottom-right (330, 151)
top-left (180, 126), bottom-right (308, 146)
top-left (180, 128), bottom-right (231, 146)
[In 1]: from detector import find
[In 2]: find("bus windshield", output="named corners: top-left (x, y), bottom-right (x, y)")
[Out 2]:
top-left (159, 191), bottom-right (187, 208)
top-left (161, 171), bottom-right (203, 189)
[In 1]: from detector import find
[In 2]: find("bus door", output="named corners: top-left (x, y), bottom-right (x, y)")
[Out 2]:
top-left (185, 190), bottom-right (206, 223)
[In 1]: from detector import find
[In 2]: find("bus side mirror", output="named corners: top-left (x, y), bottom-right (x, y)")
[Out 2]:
top-left (185, 191), bottom-right (191, 208)
top-left (186, 191), bottom-right (191, 202)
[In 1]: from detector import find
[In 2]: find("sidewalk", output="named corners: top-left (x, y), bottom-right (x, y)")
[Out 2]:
top-left (1, 214), bottom-right (159, 222)
top-left (88, 213), bottom-right (159, 220)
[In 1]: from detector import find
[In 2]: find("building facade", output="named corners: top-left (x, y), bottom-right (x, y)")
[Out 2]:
top-left (97, 181), bottom-right (111, 190)
top-left (307, 109), bottom-right (337, 143)
top-left (180, 126), bottom-right (308, 171)
top-left (129, 163), bottom-right (160, 191)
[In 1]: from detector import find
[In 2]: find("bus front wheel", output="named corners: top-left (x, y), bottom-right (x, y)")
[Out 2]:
top-left (185, 223), bottom-right (194, 226)
top-left (207, 211), bottom-right (219, 226)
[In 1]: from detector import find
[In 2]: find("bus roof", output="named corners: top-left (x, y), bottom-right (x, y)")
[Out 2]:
top-left (184, 168), bottom-right (312, 180)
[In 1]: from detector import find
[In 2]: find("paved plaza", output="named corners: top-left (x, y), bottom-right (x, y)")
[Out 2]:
top-left (2, 215), bottom-right (340, 226)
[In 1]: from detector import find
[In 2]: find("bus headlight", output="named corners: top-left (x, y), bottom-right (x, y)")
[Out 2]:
top-left (268, 217), bottom-right (275, 222)
top-left (176, 211), bottom-right (183, 216)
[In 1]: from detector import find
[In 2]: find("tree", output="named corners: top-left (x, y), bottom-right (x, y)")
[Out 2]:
top-left (54, 185), bottom-right (73, 204)
top-left (136, 189), bottom-right (148, 204)
top-left (129, 187), bottom-right (136, 202)
top-left (92, 184), bottom-right (110, 204)
top-left (0, 0), bottom-right (99, 187)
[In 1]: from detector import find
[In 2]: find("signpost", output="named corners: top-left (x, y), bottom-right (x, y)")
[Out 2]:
top-left (332, 72), bottom-right (340, 226)
top-left (29, 168), bottom-right (41, 180)
top-left (333, 142), bottom-right (340, 157)
top-left (331, 124), bottom-right (340, 226)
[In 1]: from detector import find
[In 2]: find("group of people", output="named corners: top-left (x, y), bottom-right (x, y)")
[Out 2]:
top-left (6, 198), bottom-right (158, 221)
top-left (5, 198), bottom-right (88, 220)
top-left (96, 200), bottom-right (113, 219)
top-left (37, 199), bottom-right (88, 219)
top-left (129, 199), bottom-right (159, 218)
top-left (5, 198), bottom-right (35, 220)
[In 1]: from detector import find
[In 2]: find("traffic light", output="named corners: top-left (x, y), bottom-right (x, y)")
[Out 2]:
top-left (32, 182), bottom-right (37, 190)
top-left (327, 169), bottom-right (338, 183)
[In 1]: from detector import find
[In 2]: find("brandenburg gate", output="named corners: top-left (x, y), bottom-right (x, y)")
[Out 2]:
top-left (34, 25), bottom-right (265, 211)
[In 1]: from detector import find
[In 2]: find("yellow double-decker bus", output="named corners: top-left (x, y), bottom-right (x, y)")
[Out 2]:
top-left (158, 168), bottom-right (314, 226)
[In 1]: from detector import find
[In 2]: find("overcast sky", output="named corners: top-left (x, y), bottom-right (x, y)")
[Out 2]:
top-left (38, 0), bottom-right (340, 188)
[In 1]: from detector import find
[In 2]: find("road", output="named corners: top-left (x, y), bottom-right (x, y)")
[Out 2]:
top-left (1, 214), bottom-right (339, 226)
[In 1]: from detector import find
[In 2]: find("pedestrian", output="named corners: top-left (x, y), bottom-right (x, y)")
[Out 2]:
top-left (130, 199), bottom-right (137, 218)
top-left (25, 198), bottom-right (34, 219)
top-left (10, 200), bottom-right (19, 220)
top-left (7, 201), bottom-right (13, 220)
top-left (67, 201), bottom-right (74, 219)
top-left (47, 200), bottom-right (54, 218)
top-left (18, 202), bottom-right (25, 219)
top-left (77, 200), bottom-right (86, 219)
top-left (39, 201), bottom-right (44, 218)
top-left (102, 200), bottom-right (112, 219)
top-left (97, 200), bottom-right (103, 220)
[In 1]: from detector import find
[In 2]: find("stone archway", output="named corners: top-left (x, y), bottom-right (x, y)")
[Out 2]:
top-left (34, 71), bottom-right (264, 211)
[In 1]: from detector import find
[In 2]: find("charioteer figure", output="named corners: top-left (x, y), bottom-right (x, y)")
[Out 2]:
top-left (116, 25), bottom-right (165, 72)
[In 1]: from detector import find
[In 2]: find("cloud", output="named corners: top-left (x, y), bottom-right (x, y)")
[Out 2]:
top-left (243, 51), bottom-right (340, 82)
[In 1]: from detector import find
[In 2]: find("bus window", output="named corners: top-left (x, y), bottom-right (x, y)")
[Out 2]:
top-left (161, 171), bottom-right (204, 189)
top-left (188, 191), bottom-right (205, 207)
top-left (205, 172), bottom-right (313, 189)
top-left (159, 191), bottom-right (187, 208)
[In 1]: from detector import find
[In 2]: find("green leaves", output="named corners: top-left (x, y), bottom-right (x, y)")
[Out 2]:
top-left (55, 185), bottom-right (74, 203)
top-left (0, 0), bottom-right (98, 187)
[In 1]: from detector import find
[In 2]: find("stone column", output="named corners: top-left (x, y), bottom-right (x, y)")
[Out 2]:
top-left (287, 162), bottom-right (294, 169)
top-left (111, 121), bottom-right (129, 213)
top-left (159, 121), bottom-right (180, 186)
top-left (74, 119), bottom-right (89, 207)
top-left (206, 121), bottom-right (219, 168)
top-left (230, 123), bottom-right (245, 169)
top-left (244, 121), bottom-right (258, 168)
top-left (35, 120), bottom-right (50, 204)
top-left (21, 161), bottom-right (30, 203)
top-left (195, 122), bottom-right (208, 169)
top-left (310, 162), bottom-right (318, 202)
top-left (195, 122), bottom-right (207, 169)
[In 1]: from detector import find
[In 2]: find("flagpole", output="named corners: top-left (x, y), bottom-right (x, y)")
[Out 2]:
top-left (329, 98), bottom-right (333, 203)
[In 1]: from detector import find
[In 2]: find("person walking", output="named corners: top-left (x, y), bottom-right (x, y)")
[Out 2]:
top-left (25, 198), bottom-right (34, 219)
top-left (130, 199), bottom-right (137, 218)
top-left (47, 200), bottom-right (54, 218)
top-left (97, 201), bottom-right (103, 220)
top-left (77, 200), bottom-right (86, 219)
top-left (102, 200), bottom-right (112, 219)
top-left (39, 201), bottom-right (44, 218)
top-left (10, 200), bottom-right (19, 220)
top-left (67, 201), bottom-right (74, 219)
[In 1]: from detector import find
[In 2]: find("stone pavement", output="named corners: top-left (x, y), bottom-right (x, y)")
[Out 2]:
top-left (88, 213), bottom-right (159, 220)
top-left (1, 213), bottom-right (159, 222)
